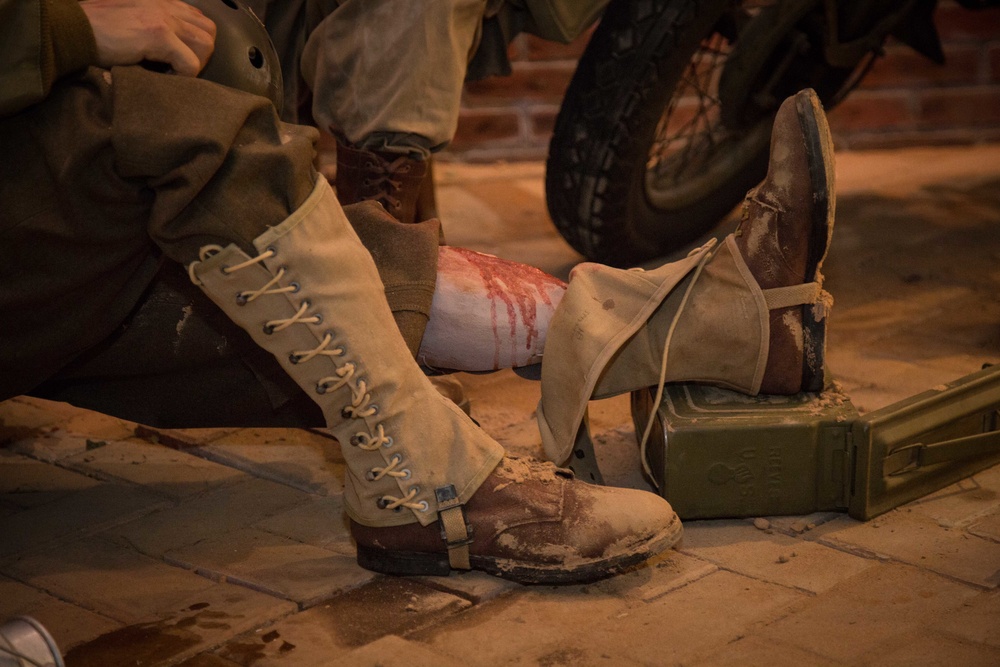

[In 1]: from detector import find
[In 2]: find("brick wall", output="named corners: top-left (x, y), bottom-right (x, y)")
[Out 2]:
top-left (443, 1), bottom-right (1000, 161)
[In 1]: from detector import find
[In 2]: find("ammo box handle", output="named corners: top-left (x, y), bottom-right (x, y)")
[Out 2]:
top-left (884, 428), bottom-right (1000, 476)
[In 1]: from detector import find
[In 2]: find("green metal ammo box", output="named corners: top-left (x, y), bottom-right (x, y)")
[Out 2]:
top-left (626, 365), bottom-right (1000, 520)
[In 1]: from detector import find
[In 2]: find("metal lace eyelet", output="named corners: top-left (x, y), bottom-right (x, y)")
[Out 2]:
top-left (220, 265), bottom-right (231, 275)
top-left (316, 382), bottom-right (329, 395)
top-left (365, 470), bottom-right (377, 482)
top-left (290, 282), bottom-right (300, 293)
top-left (368, 405), bottom-right (379, 416)
top-left (263, 323), bottom-right (275, 335)
top-left (400, 469), bottom-right (411, 481)
top-left (236, 292), bottom-right (249, 306)
top-left (376, 497), bottom-right (390, 510)
top-left (288, 353), bottom-right (300, 365)
top-left (349, 434), bottom-right (365, 447)
top-left (266, 245), bottom-right (277, 257)
top-left (417, 501), bottom-right (429, 512)
top-left (313, 313), bottom-right (324, 325)
top-left (382, 436), bottom-right (393, 448)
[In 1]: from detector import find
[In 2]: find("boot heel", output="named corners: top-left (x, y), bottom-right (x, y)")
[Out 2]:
top-left (356, 545), bottom-right (452, 577)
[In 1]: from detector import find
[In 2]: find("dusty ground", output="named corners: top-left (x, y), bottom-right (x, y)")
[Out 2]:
top-left (1, 144), bottom-right (999, 666)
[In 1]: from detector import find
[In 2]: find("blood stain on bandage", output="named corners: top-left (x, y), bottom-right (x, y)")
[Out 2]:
top-left (443, 247), bottom-right (565, 369)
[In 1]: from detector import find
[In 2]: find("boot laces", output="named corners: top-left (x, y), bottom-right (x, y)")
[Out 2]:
top-left (366, 453), bottom-right (410, 482)
top-left (352, 424), bottom-right (392, 451)
top-left (292, 333), bottom-right (344, 364)
top-left (637, 239), bottom-right (717, 488)
top-left (361, 155), bottom-right (413, 212)
top-left (265, 300), bottom-right (321, 333)
top-left (190, 243), bottom-right (420, 511)
top-left (377, 487), bottom-right (428, 512)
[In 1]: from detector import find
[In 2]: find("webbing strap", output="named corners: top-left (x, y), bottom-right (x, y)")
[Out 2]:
top-left (763, 282), bottom-right (822, 310)
top-left (436, 485), bottom-right (472, 570)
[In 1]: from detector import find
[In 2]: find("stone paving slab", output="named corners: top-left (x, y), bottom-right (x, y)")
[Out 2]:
top-left (0, 396), bottom-right (86, 432)
top-left (164, 527), bottom-right (376, 607)
top-left (0, 482), bottom-right (169, 561)
top-left (753, 562), bottom-right (982, 662)
top-left (415, 555), bottom-right (741, 666)
top-left (858, 629), bottom-right (1000, 666)
top-left (0, 449), bottom-right (100, 508)
top-left (413, 570), bottom-right (522, 605)
top-left (7, 431), bottom-right (112, 465)
top-left (679, 519), bottom-right (876, 594)
top-left (61, 580), bottom-right (296, 666)
top-left (7, 536), bottom-right (217, 624)
top-left (903, 464), bottom-right (1000, 528)
top-left (969, 508), bottom-right (1000, 541)
top-left (109, 476), bottom-right (311, 558)
top-left (586, 550), bottom-right (717, 602)
top-left (177, 655), bottom-right (243, 667)
top-left (212, 577), bottom-right (471, 666)
top-left (325, 635), bottom-right (466, 667)
top-left (252, 495), bottom-right (355, 555)
top-left (691, 635), bottom-right (841, 667)
top-left (814, 510), bottom-right (1000, 589)
top-left (184, 428), bottom-right (344, 496)
top-left (934, 589), bottom-right (1000, 648)
top-left (572, 570), bottom-right (805, 666)
top-left (0, 574), bottom-right (121, 651)
top-left (63, 439), bottom-right (245, 500)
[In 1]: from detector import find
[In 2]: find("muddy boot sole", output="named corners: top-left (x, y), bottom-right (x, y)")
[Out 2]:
top-left (796, 90), bottom-right (836, 393)
top-left (356, 514), bottom-right (683, 585)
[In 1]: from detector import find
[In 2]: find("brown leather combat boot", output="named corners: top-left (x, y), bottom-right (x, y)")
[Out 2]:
top-left (335, 143), bottom-right (428, 224)
top-left (537, 89), bottom-right (836, 465)
top-left (352, 456), bottom-right (682, 584)
top-left (735, 88), bottom-right (835, 394)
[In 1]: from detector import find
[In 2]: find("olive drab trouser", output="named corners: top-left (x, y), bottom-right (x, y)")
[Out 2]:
top-left (246, 0), bottom-right (607, 156)
top-left (0, 66), bottom-right (436, 428)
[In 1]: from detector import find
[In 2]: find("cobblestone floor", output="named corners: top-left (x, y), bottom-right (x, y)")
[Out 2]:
top-left (2, 144), bottom-right (999, 666)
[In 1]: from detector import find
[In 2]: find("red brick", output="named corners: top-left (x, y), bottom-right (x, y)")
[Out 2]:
top-left (860, 42), bottom-right (982, 89)
top-left (451, 109), bottom-right (522, 151)
top-left (462, 64), bottom-right (575, 106)
top-left (826, 90), bottom-right (914, 132)
top-left (933, 1), bottom-right (1000, 41)
top-left (917, 86), bottom-right (1000, 126)
top-left (519, 29), bottom-right (594, 62)
top-left (529, 107), bottom-right (559, 137)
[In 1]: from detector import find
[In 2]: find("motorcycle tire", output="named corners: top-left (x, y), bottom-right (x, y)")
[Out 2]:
top-left (545, 0), bottom-right (862, 266)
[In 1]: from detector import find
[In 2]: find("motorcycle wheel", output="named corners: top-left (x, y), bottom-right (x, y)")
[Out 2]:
top-left (545, 0), bottom-right (866, 266)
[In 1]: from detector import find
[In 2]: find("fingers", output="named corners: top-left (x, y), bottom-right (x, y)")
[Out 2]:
top-left (80, 0), bottom-right (218, 74)
top-left (152, 1), bottom-right (216, 75)
top-left (172, 1), bottom-right (217, 73)
top-left (165, 13), bottom-right (216, 75)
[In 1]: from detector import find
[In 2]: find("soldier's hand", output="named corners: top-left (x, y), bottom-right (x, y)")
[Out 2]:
top-left (79, 0), bottom-right (217, 76)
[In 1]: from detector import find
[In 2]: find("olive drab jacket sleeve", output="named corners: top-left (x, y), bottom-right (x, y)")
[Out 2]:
top-left (0, 0), bottom-right (97, 116)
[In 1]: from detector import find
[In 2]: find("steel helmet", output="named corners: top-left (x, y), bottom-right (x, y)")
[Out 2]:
top-left (183, 0), bottom-right (283, 110)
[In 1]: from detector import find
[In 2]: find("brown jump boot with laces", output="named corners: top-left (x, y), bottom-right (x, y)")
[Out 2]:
top-left (336, 150), bottom-right (468, 411)
top-left (537, 89), bottom-right (835, 465)
top-left (335, 143), bottom-right (427, 224)
top-left (189, 178), bottom-right (681, 584)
